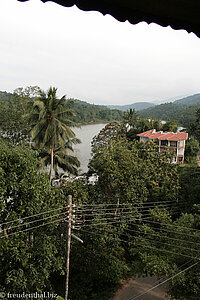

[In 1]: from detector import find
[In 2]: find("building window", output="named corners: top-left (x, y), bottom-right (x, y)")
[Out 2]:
top-left (170, 141), bottom-right (177, 147)
top-left (161, 140), bottom-right (168, 146)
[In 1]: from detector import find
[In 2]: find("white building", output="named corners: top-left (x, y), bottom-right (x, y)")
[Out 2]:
top-left (137, 129), bottom-right (188, 164)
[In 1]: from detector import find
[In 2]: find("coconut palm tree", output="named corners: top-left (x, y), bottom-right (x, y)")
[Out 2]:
top-left (26, 87), bottom-right (79, 182)
top-left (123, 108), bottom-right (139, 129)
top-left (39, 143), bottom-right (80, 179)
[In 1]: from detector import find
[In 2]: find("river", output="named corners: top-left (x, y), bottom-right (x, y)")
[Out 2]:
top-left (72, 124), bottom-right (106, 174)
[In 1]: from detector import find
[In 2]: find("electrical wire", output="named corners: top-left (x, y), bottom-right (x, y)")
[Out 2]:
top-left (78, 228), bottom-right (200, 261)
top-left (1, 211), bottom-right (67, 232)
top-left (127, 260), bottom-right (200, 300)
top-left (0, 199), bottom-right (180, 229)
top-left (75, 214), bottom-right (153, 225)
top-left (0, 205), bottom-right (68, 227)
top-left (78, 215), bottom-right (200, 239)
top-left (0, 202), bottom-right (195, 241)
top-left (135, 235), bottom-right (199, 253)
top-left (80, 219), bottom-right (199, 253)
top-left (126, 259), bottom-right (193, 300)
top-left (138, 218), bottom-right (200, 232)
top-left (128, 217), bottom-right (200, 239)
top-left (76, 203), bottom-right (176, 212)
top-left (0, 217), bottom-right (65, 239)
top-left (76, 200), bottom-right (179, 208)
top-left (116, 224), bottom-right (200, 246)
top-left (75, 203), bottom-right (176, 215)
top-left (101, 221), bottom-right (200, 247)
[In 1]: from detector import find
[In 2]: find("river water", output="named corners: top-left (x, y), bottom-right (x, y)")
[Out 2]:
top-left (72, 124), bottom-right (106, 174)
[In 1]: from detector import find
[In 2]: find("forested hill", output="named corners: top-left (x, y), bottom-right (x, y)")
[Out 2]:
top-left (139, 102), bottom-right (200, 126)
top-left (107, 101), bottom-right (155, 111)
top-left (0, 91), bottom-right (12, 101)
top-left (69, 99), bottom-right (124, 124)
top-left (139, 93), bottom-right (200, 126)
top-left (0, 91), bottom-right (124, 124)
top-left (173, 94), bottom-right (200, 106)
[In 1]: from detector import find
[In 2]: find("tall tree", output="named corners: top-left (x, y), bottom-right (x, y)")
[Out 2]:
top-left (27, 87), bottom-right (78, 182)
top-left (39, 139), bottom-right (81, 178)
top-left (123, 108), bottom-right (139, 128)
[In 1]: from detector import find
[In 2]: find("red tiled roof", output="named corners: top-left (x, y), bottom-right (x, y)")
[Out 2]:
top-left (137, 130), bottom-right (188, 141)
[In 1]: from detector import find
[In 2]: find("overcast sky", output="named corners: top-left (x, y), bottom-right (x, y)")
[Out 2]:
top-left (1, 0), bottom-right (200, 105)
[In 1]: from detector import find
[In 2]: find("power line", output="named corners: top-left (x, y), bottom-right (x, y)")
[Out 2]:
top-left (127, 259), bottom-right (193, 300)
top-left (136, 243), bottom-right (200, 261)
top-left (0, 205), bottom-right (68, 228)
top-left (76, 200), bottom-right (179, 208)
top-left (78, 228), bottom-right (200, 261)
top-left (1, 211), bottom-right (67, 232)
top-left (104, 221), bottom-right (200, 247)
top-left (0, 217), bottom-right (65, 239)
top-left (135, 235), bottom-right (199, 253)
top-left (80, 220), bottom-right (199, 253)
top-left (0, 204), bottom-right (196, 241)
top-left (127, 260), bottom-right (200, 300)
top-left (79, 215), bottom-right (200, 239)
top-left (75, 203), bottom-right (176, 215)
top-left (0, 199), bottom-right (180, 229)
top-left (139, 218), bottom-right (200, 233)
top-left (124, 226), bottom-right (200, 246)
top-left (76, 202), bottom-right (178, 211)
top-left (75, 205), bottom-right (175, 219)
top-left (131, 218), bottom-right (200, 239)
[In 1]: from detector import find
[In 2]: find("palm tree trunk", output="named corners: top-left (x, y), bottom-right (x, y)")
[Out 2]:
top-left (50, 145), bottom-right (54, 183)
top-left (29, 137), bottom-right (31, 151)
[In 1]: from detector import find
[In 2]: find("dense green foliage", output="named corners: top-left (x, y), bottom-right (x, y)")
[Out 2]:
top-left (89, 139), bottom-right (179, 205)
top-left (184, 138), bottom-right (199, 165)
top-left (67, 99), bottom-right (124, 124)
top-left (135, 207), bottom-right (200, 299)
top-left (187, 108), bottom-right (200, 143)
top-left (0, 89), bottom-right (34, 143)
top-left (0, 141), bottom-right (65, 293)
top-left (0, 91), bottom-right (12, 102)
top-left (178, 166), bottom-right (200, 213)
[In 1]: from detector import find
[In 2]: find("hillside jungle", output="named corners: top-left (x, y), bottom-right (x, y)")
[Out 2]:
top-left (0, 86), bottom-right (200, 300)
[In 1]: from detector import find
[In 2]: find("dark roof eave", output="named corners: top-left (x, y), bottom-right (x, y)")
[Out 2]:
top-left (17, 0), bottom-right (200, 38)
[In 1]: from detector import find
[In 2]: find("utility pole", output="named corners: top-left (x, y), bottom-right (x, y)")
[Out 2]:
top-left (65, 195), bottom-right (72, 300)
top-left (64, 195), bottom-right (83, 300)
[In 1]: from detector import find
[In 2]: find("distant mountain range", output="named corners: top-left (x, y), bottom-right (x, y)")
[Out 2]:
top-left (106, 94), bottom-right (200, 112)
top-left (107, 102), bottom-right (155, 111)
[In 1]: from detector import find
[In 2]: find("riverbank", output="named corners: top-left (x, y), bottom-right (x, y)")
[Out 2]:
top-left (75, 120), bottom-right (119, 126)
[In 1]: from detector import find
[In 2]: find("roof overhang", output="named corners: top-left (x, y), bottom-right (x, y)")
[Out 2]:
top-left (17, 0), bottom-right (200, 38)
